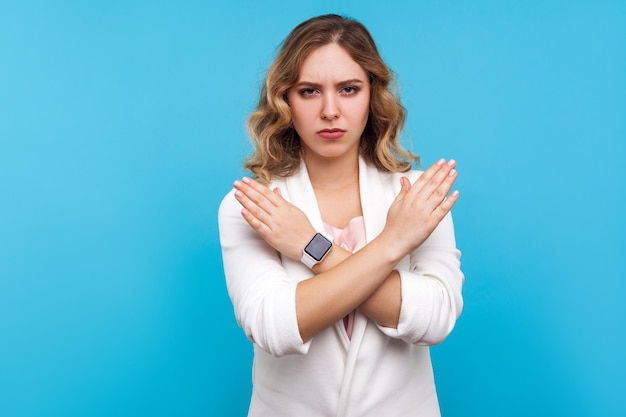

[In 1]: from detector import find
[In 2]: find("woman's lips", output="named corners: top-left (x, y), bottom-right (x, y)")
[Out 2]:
top-left (317, 128), bottom-right (346, 139)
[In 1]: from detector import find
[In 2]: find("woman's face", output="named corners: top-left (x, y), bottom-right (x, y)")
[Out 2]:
top-left (287, 43), bottom-right (370, 164)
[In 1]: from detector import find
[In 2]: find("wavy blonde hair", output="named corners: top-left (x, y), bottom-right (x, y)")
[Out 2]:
top-left (245, 14), bottom-right (418, 183)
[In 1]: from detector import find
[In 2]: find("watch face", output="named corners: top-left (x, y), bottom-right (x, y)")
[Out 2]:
top-left (305, 233), bottom-right (332, 261)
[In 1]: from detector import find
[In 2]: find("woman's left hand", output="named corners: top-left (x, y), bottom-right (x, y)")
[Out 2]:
top-left (233, 177), bottom-right (316, 261)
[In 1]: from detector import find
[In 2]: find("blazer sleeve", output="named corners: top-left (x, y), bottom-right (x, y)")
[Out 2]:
top-left (375, 173), bottom-right (464, 345)
top-left (218, 189), bottom-right (312, 357)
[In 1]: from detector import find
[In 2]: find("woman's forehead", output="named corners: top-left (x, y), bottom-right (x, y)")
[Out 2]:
top-left (297, 44), bottom-right (367, 83)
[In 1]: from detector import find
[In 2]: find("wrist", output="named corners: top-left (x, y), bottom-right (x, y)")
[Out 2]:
top-left (372, 230), bottom-right (408, 265)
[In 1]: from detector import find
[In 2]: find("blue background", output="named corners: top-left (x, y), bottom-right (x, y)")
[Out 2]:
top-left (1, 1), bottom-right (624, 416)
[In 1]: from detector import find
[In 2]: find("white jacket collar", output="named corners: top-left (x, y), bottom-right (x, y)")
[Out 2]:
top-left (279, 156), bottom-right (391, 243)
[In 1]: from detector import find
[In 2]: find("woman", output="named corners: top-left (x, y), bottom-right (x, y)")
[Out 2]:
top-left (219, 14), bottom-right (463, 417)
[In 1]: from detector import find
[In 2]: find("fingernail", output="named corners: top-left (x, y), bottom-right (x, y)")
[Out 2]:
top-left (437, 158), bottom-right (445, 166)
top-left (242, 177), bottom-right (251, 184)
top-left (235, 190), bottom-right (243, 198)
top-left (449, 169), bottom-right (457, 176)
top-left (447, 159), bottom-right (456, 167)
top-left (234, 180), bottom-right (242, 188)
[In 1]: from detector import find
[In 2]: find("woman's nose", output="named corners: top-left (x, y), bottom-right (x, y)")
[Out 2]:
top-left (320, 94), bottom-right (340, 120)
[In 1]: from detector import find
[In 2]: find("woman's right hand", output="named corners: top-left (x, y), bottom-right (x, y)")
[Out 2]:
top-left (233, 177), bottom-right (317, 262)
top-left (381, 159), bottom-right (459, 260)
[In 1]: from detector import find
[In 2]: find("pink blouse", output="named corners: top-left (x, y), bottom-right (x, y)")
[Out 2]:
top-left (323, 216), bottom-right (367, 339)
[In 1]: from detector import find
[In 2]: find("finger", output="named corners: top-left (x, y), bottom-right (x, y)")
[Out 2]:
top-left (429, 168), bottom-right (458, 201)
top-left (234, 179), bottom-right (278, 214)
top-left (398, 176), bottom-right (411, 194)
top-left (431, 159), bottom-right (456, 187)
top-left (426, 167), bottom-right (458, 208)
top-left (242, 177), bottom-right (284, 206)
top-left (436, 190), bottom-right (460, 216)
top-left (426, 180), bottom-right (458, 224)
top-left (240, 207), bottom-right (272, 235)
top-left (234, 188), bottom-right (276, 226)
top-left (390, 177), bottom-right (412, 210)
top-left (410, 158), bottom-right (447, 194)
top-left (418, 159), bottom-right (457, 200)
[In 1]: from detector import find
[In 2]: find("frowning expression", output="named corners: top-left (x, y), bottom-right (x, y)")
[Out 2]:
top-left (287, 43), bottom-right (371, 164)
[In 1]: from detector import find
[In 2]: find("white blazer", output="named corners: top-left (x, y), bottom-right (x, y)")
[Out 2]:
top-left (218, 157), bottom-right (464, 417)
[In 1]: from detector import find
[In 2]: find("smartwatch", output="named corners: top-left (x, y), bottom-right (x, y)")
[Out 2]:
top-left (301, 232), bottom-right (333, 268)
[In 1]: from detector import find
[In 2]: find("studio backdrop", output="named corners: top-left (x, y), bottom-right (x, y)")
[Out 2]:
top-left (1, 1), bottom-right (624, 416)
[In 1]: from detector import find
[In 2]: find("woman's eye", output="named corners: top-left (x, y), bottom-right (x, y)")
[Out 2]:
top-left (341, 86), bottom-right (359, 95)
top-left (299, 88), bottom-right (318, 97)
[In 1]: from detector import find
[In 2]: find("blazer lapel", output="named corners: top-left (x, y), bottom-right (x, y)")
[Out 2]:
top-left (282, 162), bottom-right (326, 231)
top-left (358, 157), bottom-right (390, 243)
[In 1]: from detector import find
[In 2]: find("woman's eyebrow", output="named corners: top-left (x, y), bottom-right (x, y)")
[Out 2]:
top-left (294, 79), bottom-right (365, 88)
top-left (293, 81), bottom-right (322, 89)
top-left (337, 78), bottom-right (365, 87)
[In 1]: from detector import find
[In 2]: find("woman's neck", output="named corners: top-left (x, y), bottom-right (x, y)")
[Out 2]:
top-left (303, 152), bottom-right (363, 229)
top-left (303, 153), bottom-right (360, 191)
